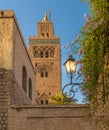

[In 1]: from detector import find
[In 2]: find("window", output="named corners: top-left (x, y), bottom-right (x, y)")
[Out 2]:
top-left (40, 72), bottom-right (48, 78)
top-left (46, 33), bottom-right (49, 38)
top-left (46, 100), bottom-right (48, 104)
top-left (40, 72), bottom-right (44, 77)
top-left (28, 78), bottom-right (32, 100)
top-left (40, 51), bottom-right (43, 58)
top-left (35, 63), bottom-right (37, 67)
top-left (45, 51), bottom-right (49, 58)
top-left (22, 66), bottom-right (27, 92)
top-left (34, 51), bottom-right (38, 58)
top-left (41, 100), bottom-right (43, 104)
top-left (40, 100), bottom-right (48, 105)
top-left (45, 72), bottom-right (48, 77)
top-left (38, 92), bottom-right (40, 96)
top-left (41, 32), bottom-right (44, 37)
top-left (50, 50), bottom-right (54, 58)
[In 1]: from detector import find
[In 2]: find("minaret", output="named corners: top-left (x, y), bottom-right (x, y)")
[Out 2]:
top-left (29, 13), bottom-right (61, 104)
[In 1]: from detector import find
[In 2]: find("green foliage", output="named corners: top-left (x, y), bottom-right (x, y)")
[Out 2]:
top-left (50, 92), bottom-right (78, 104)
top-left (73, 0), bottom-right (109, 102)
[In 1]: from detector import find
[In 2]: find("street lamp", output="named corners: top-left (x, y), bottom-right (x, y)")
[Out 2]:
top-left (62, 54), bottom-right (79, 99)
top-left (62, 55), bottom-right (105, 103)
top-left (64, 54), bottom-right (77, 84)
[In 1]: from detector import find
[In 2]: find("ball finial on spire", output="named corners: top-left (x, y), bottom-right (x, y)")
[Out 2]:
top-left (43, 12), bottom-right (49, 21)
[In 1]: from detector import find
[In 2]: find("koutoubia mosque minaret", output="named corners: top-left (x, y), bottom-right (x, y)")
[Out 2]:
top-left (29, 13), bottom-right (61, 104)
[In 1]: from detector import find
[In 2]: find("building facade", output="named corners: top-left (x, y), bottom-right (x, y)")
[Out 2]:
top-left (29, 13), bottom-right (61, 104)
top-left (0, 10), bottom-right (36, 105)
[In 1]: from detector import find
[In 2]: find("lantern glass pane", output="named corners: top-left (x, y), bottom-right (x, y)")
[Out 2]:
top-left (64, 60), bottom-right (77, 74)
top-left (65, 61), bottom-right (71, 73)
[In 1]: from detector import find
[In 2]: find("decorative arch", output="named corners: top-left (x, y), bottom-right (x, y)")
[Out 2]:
top-left (33, 46), bottom-right (55, 58)
top-left (50, 50), bottom-right (54, 57)
top-left (34, 50), bottom-right (38, 58)
top-left (45, 50), bottom-right (49, 58)
top-left (40, 51), bottom-right (43, 58)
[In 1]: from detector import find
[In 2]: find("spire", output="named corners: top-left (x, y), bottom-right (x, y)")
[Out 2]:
top-left (43, 12), bottom-right (49, 21)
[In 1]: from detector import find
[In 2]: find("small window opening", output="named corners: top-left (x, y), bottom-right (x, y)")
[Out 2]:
top-left (46, 33), bottom-right (49, 38)
top-left (40, 51), bottom-right (43, 58)
top-left (35, 63), bottom-right (37, 67)
top-left (46, 100), bottom-right (48, 104)
top-left (28, 78), bottom-right (32, 100)
top-left (41, 72), bottom-right (44, 77)
top-left (41, 33), bottom-right (44, 37)
top-left (38, 92), bottom-right (40, 96)
top-left (50, 50), bottom-right (54, 58)
top-left (34, 51), bottom-right (38, 57)
top-left (22, 66), bottom-right (27, 92)
top-left (45, 51), bottom-right (49, 58)
top-left (41, 100), bottom-right (43, 104)
top-left (45, 72), bottom-right (48, 77)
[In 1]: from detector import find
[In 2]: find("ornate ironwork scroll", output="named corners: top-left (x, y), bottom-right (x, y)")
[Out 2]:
top-left (62, 82), bottom-right (108, 105)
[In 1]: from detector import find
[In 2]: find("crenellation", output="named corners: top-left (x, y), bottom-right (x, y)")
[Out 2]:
top-left (0, 10), bottom-right (14, 18)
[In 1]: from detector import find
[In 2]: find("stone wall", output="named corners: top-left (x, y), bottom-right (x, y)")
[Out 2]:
top-left (0, 10), bottom-right (36, 104)
top-left (8, 104), bottom-right (97, 130)
top-left (12, 12), bottom-right (36, 104)
top-left (11, 80), bottom-right (33, 105)
top-left (0, 108), bottom-right (8, 130)
top-left (29, 43), bottom-right (61, 98)
top-left (0, 11), bottom-right (13, 69)
top-left (0, 69), bottom-right (12, 130)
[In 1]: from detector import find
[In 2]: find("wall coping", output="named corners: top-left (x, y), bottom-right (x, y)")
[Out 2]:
top-left (11, 104), bottom-right (89, 109)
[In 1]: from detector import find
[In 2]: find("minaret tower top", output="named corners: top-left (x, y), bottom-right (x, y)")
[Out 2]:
top-left (37, 12), bottom-right (55, 38)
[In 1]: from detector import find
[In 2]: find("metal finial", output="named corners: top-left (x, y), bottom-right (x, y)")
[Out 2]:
top-left (43, 12), bottom-right (48, 21)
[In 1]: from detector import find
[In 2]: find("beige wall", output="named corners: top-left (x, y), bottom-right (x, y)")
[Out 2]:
top-left (0, 10), bottom-right (36, 104)
top-left (0, 11), bottom-right (14, 69)
top-left (13, 16), bottom-right (36, 104)
top-left (8, 104), bottom-right (96, 130)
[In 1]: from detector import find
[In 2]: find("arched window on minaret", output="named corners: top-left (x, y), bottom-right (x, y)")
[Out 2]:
top-left (45, 72), bottom-right (48, 77)
top-left (50, 50), bottom-right (54, 58)
top-left (45, 50), bottom-right (49, 58)
top-left (41, 32), bottom-right (44, 37)
top-left (22, 66), bottom-right (27, 92)
top-left (40, 72), bottom-right (44, 77)
top-left (40, 51), bottom-right (43, 58)
top-left (46, 32), bottom-right (49, 38)
top-left (34, 50), bottom-right (39, 58)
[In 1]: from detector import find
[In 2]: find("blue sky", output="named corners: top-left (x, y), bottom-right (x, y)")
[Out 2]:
top-left (0, 0), bottom-right (90, 103)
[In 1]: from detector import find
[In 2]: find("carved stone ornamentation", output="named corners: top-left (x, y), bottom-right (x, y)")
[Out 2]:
top-left (33, 46), bottom-right (55, 58)
top-left (35, 62), bottom-right (53, 72)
